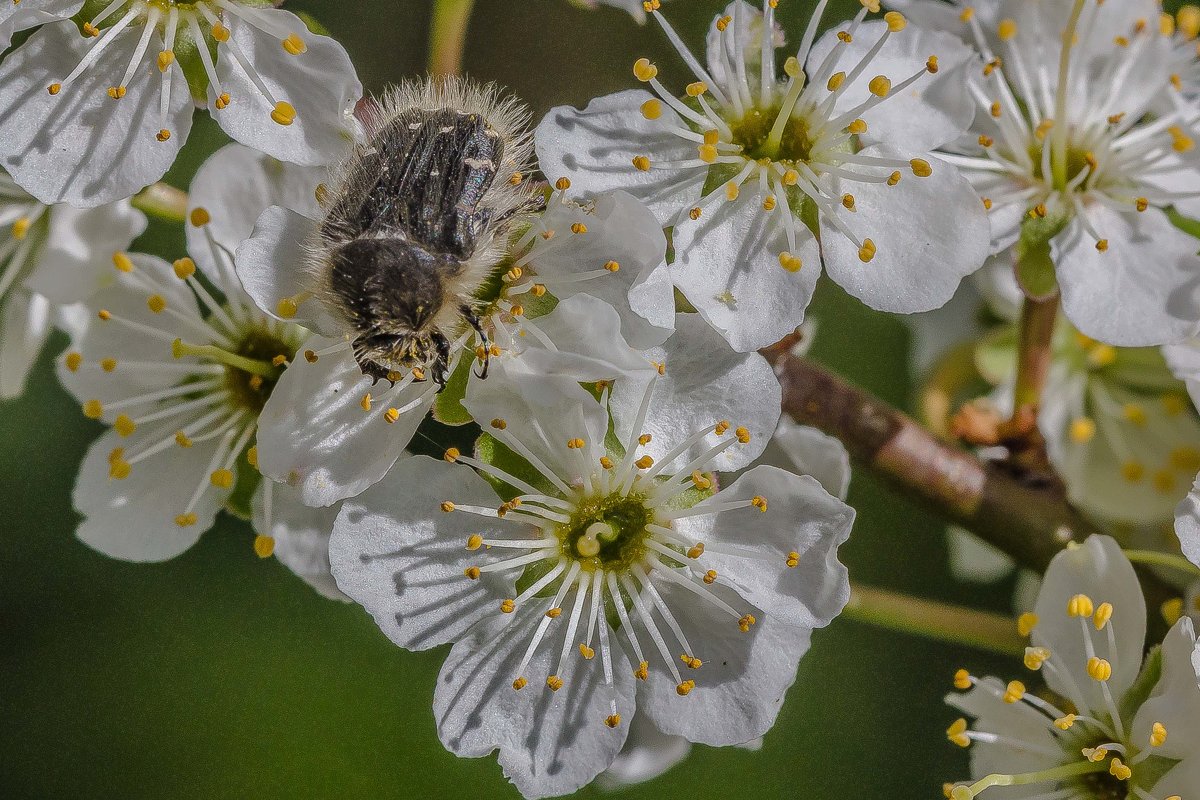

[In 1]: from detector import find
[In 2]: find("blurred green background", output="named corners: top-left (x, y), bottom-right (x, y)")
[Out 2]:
top-left (1, 0), bottom-right (1048, 797)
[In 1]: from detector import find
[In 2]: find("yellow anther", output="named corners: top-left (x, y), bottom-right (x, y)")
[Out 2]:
top-left (512, 676), bottom-right (527, 691)
top-left (1170, 126), bottom-right (1195, 153)
top-left (635, 455), bottom-right (654, 470)
top-left (675, 680), bottom-right (695, 696)
top-left (884, 11), bottom-right (906, 31)
top-left (847, 118), bottom-right (868, 135)
top-left (703, 570), bottom-right (718, 585)
top-left (1084, 746), bottom-right (1109, 762)
top-left (440, 501), bottom-right (455, 513)
top-left (725, 182), bottom-right (740, 201)
top-left (1068, 594), bottom-right (1095, 618)
top-left (998, 18), bottom-right (1017, 40)
top-left (782, 169), bottom-right (799, 186)
top-left (146, 294), bottom-right (166, 314)
top-left (9, 215), bottom-right (32, 240)
top-left (281, 33), bottom-right (306, 55)
top-left (910, 159), bottom-right (933, 177)
top-left (579, 643), bottom-right (595, 660)
top-left (715, 421), bottom-right (730, 435)
top-left (632, 155), bottom-right (651, 172)
top-left (680, 654), bottom-right (703, 669)
top-left (571, 222), bottom-right (588, 235)
top-left (97, 309), bottom-right (112, 321)
top-left (633, 58), bottom-right (657, 82)
top-left (635, 661), bottom-right (649, 681)
top-left (378, 407), bottom-right (398, 425)
top-left (762, 194), bottom-right (776, 211)
top-left (926, 55), bottom-right (939, 73)
top-left (271, 101), bottom-right (296, 126)
top-left (83, 399), bottom-right (104, 419)
top-left (858, 239), bottom-right (877, 263)
top-left (175, 431), bottom-right (193, 448)
top-left (785, 551), bottom-right (800, 568)
top-left (946, 718), bottom-right (970, 747)
top-left (1024, 647), bottom-right (1050, 670)
top-left (1121, 461), bottom-right (1145, 483)
top-left (210, 21), bottom-right (230, 41)
top-left (546, 607), bottom-right (562, 619)
top-left (214, 92), bottom-right (231, 110)
top-left (953, 669), bottom-right (971, 690)
top-left (1171, 446), bottom-right (1200, 472)
top-left (599, 456), bottom-right (615, 470)
top-left (65, 352), bottom-right (83, 372)
top-left (47, 83), bottom-right (61, 95)
top-left (1151, 722), bottom-right (1167, 747)
top-left (686, 543), bottom-right (705, 559)
top-left (1135, 197), bottom-right (1149, 212)
top-left (686, 81), bottom-right (708, 97)
top-left (605, 714), bottom-right (621, 728)
top-left (827, 72), bottom-right (846, 92)
top-left (1016, 612), bottom-right (1038, 637)
top-left (1069, 418), bottom-right (1096, 443)
top-left (691, 470), bottom-right (712, 490)
top-left (156, 128), bottom-right (171, 142)
top-left (209, 468), bottom-right (234, 489)
top-left (887, 170), bottom-right (902, 186)
top-left (463, 566), bottom-right (481, 580)
top-left (567, 437), bottom-right (585, 450)
top-left (750, 495), bottom-right (768, 512)
top-left (112, 251), bottom-right (134, 273)
top-left (154, 50), bottom-right (176, 73)
top-left (1054, 713), bottom-right (1077, 730)
top-left (106, 85), bottom-right (126, 99)
top-left (958, 7), bottom-right (974, 21)
top-left (698, 143), bottom-right (718, 163)
top-left (841, 193), bottom-right (856, 211)
top-left (1181, 5), bottom-right (1200, 37)
top-left (109, 457), bottom-right (131, 480)
top-left (1109, 758), bottom-right (1132, 781)
top-left (464, 534), bottom-right (483, 552)
top-left (738, 613), bottom-right (756, 632)
top-left (1087, 656), bottom-right (1112, 682)
top-left (82, 21), bottom-right (99, 36)
top-left (716, 15), bottom-right (731, 32)
top-left (1003, 680), bottom-right (1026, 703)
top-left (602, 260), bottom-right (621, 273)
top-left (978, 135), bottom-right (994, 148)
top-left (640, 99), bottom-right (662, 120)
top-left (1093, 602), bottom-right (1113, 630)
top-left (1122, 403), bottom-right (1148, 426)
top-left (443, 447), bottom-right (460, 463)
top-left (1162, 597), bottom-right (1185, 625)
top-left (735, 426), bottom-right (750, 443)
top-left (253, 534), bottom-right (275, 559)
top-left (500, 599), bottom-right (515, 614)
top-left (175, 512), bottom-right (198, 528)
top-left (1087, 344), bottom-right (1117, 368)
top-left (359, 393), bottom-right (372, 412)
top-left (113, 414), bottom-right (136, 437)
top-left (868, 75), bottom-right (892, 97)
top-left (783, 55), bottom-right (800, 78)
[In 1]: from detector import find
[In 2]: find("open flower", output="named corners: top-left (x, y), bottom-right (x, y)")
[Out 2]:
top-left (0, 167), bottom-right (145, 398)
top-left (919, 0), bottom-right (1200, 346)
top-left (536, 0), bottom-right (990, 351)
top-left (945, 535), bottom-right (1200, 800)
top-left (329, 375), bottom-right (853, 798)
top-left (0, 1), bottom-right (361, 206)
top-left (233, 138), bottom-right (679, 505)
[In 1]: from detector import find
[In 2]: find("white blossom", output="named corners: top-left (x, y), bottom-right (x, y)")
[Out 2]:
top-left (0, 1), bottom-right (361, 206)
top-left (946, 535), bottom-right (1200, 800)
top-left (536, 0), bottom-right (990, 351)
top-left (0, 168), bottom-right (145, 398)
top-left (329, 375), bottom-right (853, 798)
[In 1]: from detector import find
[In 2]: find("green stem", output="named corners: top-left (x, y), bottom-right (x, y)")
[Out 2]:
top-left (842, 583), bottom-right (1026, 658)
top-left (1123, 549), bottom-right (1200, 578)
top-left (955, 759), bottom-right (1106, 799)
top-left (429, 0), bottom-right (476, 77)
top-left (131, 182), bottom-right (188, 223)
top-left (1013, 295), bottom-right (1059, 413)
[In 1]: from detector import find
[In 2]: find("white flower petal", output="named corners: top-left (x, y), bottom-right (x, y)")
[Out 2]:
top-left (1054, 208), bottom-right (1200, 347)
top-left (530, 191), bottom-right (673, 349)
top-left (671, 191), bottom-right (821, 352)
top-left (330, 455), bottom-right (530, 649)
top-left (1131, 617), bottom-right (1200, 761)
top-left (214, 9), bottom-right (361, 166)
top-left (946, 528), bottom-right (1016, 584)
top-left (1031, 535), bottom-right (1146, 709)
top-left (463, 361), bottom-right (609, 486)
top-left (1150, 755), bottom-right (1200, 800)
top-left (610, 313), bottom-right (782, 472)
top-left (596, 714), bottom-right (691, 789)
top-left (0, 289), bottom-right (51, 399)
top-left (808, 20), bottom-right (978, 151)
top-left (515, 294), bottom-right (653, 383)
top-left (252, 480), bottom-right (347, 601)
top-left (675, 465), bottom-right (853, 630)
top-left (946, 677), bottom-right (1063, 783)
top-left (256, 336), bottom-right (433, 506)
top-left (235, 205), bottom-right (341, 336)
top-left (765, 419), bottom-right (852, 500)
top-left (1165, 339), bottom-right (1200, 407)
top-left (433, 606), bottom-right (635, 799)
top-left (187, 142), bottom-right (324, 284)
top-left (0, 22), bottom-right (193, 207)
top-left (73, 428), bottom-right (226, 561)
top-left (0, 0), bottom-right (81, 51)
top-left (535, 90), bottom-right (705, 224)
top-left (822, 147), bottom-right (991, 314)
top-left (1178, 475), bottom-right (1200, 569)
top-left (634, 581), bottom-right (810, 746)
top-left (23, 200), bottom-right (147, 304)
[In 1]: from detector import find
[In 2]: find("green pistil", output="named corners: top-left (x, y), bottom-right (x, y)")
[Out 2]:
top-left (560, 493), bottom-right (655, 573)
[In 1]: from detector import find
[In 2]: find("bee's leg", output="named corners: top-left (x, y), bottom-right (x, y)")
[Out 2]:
top-left (432, 332), bottom-right (452, 389)
top-left (351, 334), bottom-right (396, 384)
top-left (461, 304), bottom-right (490, 379)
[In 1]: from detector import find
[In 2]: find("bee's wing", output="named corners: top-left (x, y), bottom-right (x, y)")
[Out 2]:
top-left (331, 109), bottom-right (502, 261)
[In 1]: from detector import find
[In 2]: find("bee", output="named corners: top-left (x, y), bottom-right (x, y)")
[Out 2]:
top-left (312, 77), bottom-right (539, 385)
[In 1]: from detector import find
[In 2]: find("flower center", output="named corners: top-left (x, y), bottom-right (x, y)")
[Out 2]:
top-left (560, 492), bottom-right (654, 573)
top-left (220, 327), bottom-right (294, 414)
top-left (727, 104), bottom-right (814, 163)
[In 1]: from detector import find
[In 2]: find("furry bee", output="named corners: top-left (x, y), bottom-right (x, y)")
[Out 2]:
top-left (313, 78), bottom-right (539, 385)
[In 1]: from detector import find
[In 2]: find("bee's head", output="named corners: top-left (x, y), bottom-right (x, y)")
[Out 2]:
top-left (351, 329), bottom-right (452, 386)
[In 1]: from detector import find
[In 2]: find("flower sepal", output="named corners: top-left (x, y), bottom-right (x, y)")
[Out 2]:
top-left (1014, 211), bottom-right (1069, 301)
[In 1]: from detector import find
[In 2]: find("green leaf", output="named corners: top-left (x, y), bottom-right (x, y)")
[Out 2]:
top-left (474, 432), bottom-right (558, 499)
top-left (431, 355), bottom-right (474, 426)
top-left (224, 454), bottom-right (262, 521)
top-left (1119, 643), bottom-right (1162, 722)
top-left (1015, 211), bottom-right (1068, 300)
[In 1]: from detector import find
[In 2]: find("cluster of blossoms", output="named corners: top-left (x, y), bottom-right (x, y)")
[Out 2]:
top-left (3, 0), bottom-right (1200, 797)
